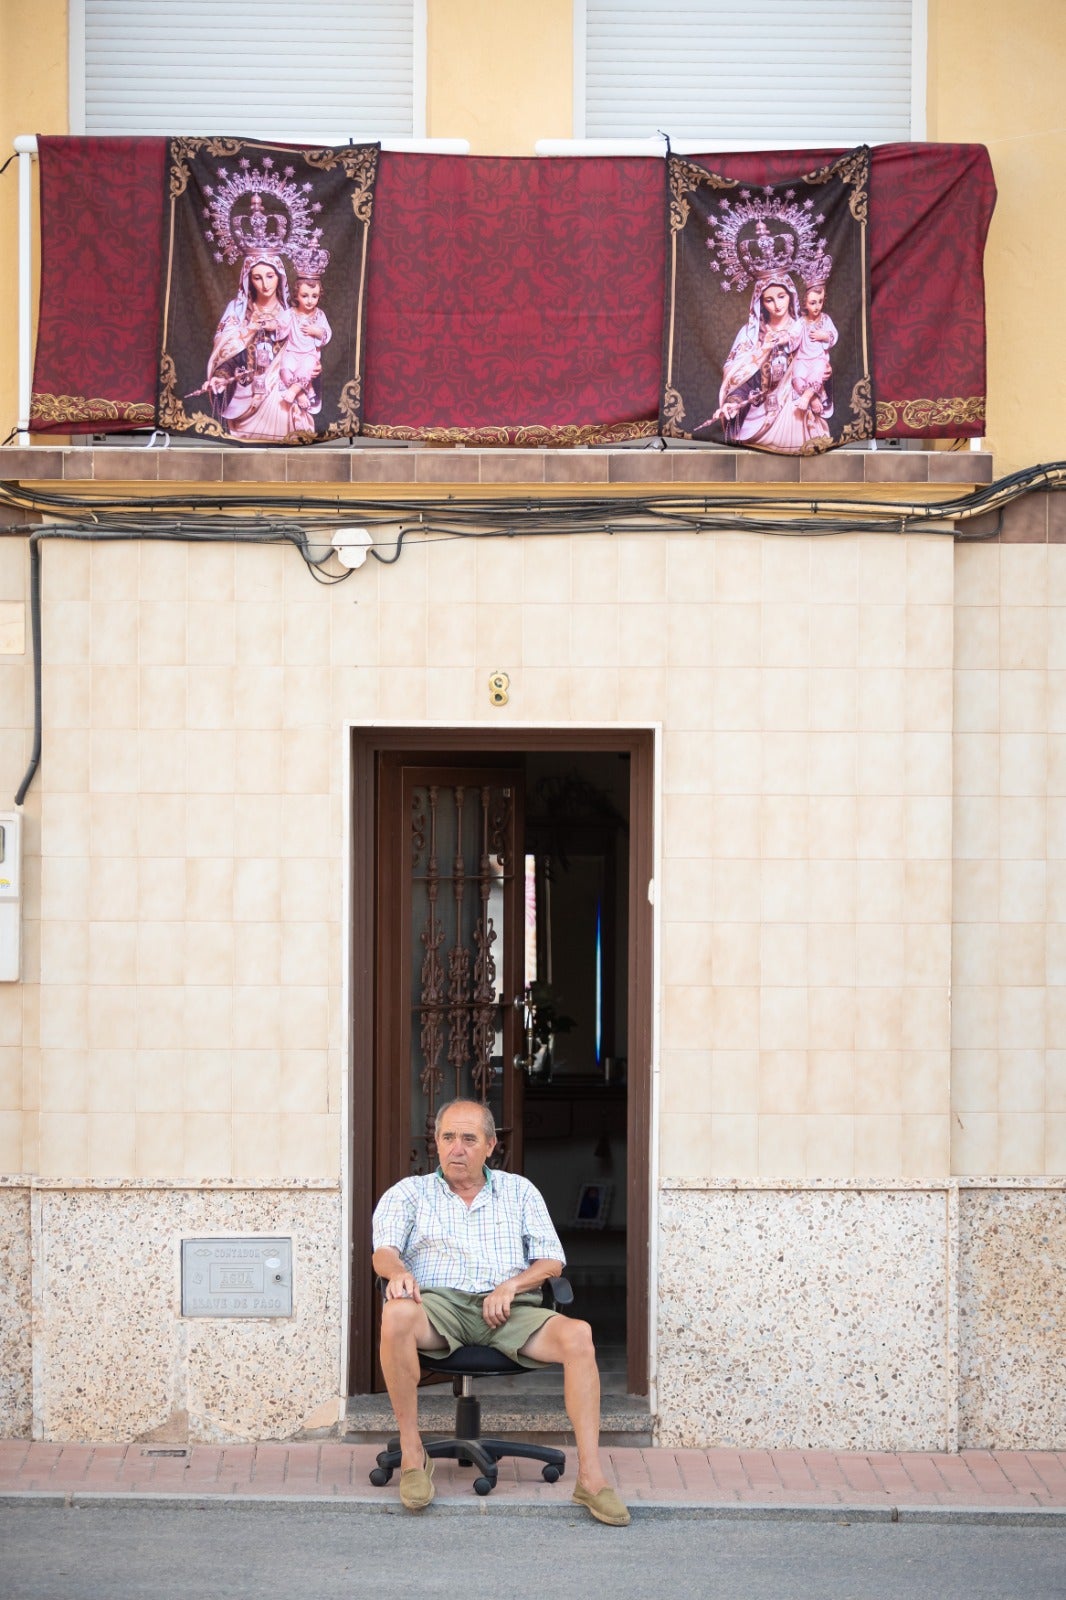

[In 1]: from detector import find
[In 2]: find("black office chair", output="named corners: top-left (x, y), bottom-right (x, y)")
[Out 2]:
top-left (368, 1277), bottom-right (573, 1497)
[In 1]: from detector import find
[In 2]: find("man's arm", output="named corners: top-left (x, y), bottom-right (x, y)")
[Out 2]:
top-left (372, 1244), bottom-right (422, 1302)
top-left (371, 1180), bottom-right (419, 1300)
top-left (482, 1257), bottom-right (563, 1328)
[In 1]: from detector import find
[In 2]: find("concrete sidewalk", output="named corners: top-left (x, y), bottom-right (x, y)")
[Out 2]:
top-left (2, 1440), bottom-right (1065, 1522)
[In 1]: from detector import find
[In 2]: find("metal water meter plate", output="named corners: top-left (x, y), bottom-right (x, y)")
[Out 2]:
top-left (181, 1237), bottom-right (292, 1317)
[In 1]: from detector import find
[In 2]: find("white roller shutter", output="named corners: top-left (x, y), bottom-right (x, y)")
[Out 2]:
top-left (75, 0), bottom-right (420, 141)
top-left (581, 0), bottom-right (921, 145)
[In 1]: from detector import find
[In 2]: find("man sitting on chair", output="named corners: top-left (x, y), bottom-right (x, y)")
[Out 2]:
top-left (371, 1097), bottom-right (630, 1525)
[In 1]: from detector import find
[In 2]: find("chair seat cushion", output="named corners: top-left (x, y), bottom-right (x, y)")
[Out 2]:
top-left (419, 1344), bottom-right (526, 1377)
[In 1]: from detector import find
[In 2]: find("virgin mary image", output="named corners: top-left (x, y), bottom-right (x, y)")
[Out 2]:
top-left (204, 252), bottom-right (298, 441)
top-left (661, 149), bottom-right (873, 453)
top-left (158, 139), bottom-right (379, 444)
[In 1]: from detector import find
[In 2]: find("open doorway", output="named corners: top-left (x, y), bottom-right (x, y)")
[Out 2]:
top-left (348, 727), bottom-right (653, 1402)
top-left (520, 752), bottom-right (630, 1381)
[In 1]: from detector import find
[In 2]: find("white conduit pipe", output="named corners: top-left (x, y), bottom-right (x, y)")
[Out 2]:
top-left (15, 135), bottom-right (37, 446)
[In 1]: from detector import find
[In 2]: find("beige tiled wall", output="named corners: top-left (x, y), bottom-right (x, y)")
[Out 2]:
top-left (0, 533), bottom-right (30, 1176)
top-left (658, 533), bottom-right (954, 1179)
top-left (952, 544), bottom-right (1066, 1175)
top-left (3, 526), bottom-right (1059, 1183)
top-left (15, 538), bottom-right (343, 1180)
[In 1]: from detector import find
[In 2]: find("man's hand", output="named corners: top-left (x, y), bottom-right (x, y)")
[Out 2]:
top-left (481, 1283), bottom-right (516, 1328)
top-left (384, 1272), bottom-right (421, 1303)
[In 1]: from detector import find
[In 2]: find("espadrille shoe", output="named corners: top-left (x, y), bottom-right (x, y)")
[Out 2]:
top-left (399, 1451), bottom-right (435, 1510)
top-left (572, 1480), bottom-right (630, 1526)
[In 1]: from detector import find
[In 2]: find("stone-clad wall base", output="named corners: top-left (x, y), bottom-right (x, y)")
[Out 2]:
top-left (657, 1184), bottom-right (950, 1451)
top-left (958, 1187), bottom-right (1066, 1449)
top-left (0, 1182), bottom-right (32, 1435)
top-left (25, 1181), bottom-right (341, 1443)
top-left (5, 1177), bottom-right (1064, 1447)
top-left (656, 1180), bottom-right (1066, 1452)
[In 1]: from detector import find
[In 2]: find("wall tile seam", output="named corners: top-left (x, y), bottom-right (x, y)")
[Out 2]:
top-left (944, 1180), bottom-right (960, 1452)
top-left (0, 1176), bottom-right (340, 1192)
top-left (659, 1176), bottom-right (1066, 1191)
top-left (28, 1183), bottom-right (45, 1441)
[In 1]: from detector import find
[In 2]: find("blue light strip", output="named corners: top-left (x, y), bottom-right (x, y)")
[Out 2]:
top-left (595, 898), bottom-right (602, 1066)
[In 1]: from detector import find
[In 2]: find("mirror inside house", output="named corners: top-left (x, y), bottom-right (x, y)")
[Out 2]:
top-left (518, 753), bottom-right (630, 1383)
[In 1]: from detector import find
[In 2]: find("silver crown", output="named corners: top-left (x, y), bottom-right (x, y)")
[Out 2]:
top-left (705, 189), bottom-right (832, 293)
top-left (201, 156), bottom-right (325, 267)
top-left (291, 245), bottom-right (331, 279)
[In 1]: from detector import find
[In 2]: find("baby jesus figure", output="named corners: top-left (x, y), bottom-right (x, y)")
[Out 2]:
top-left (793, 282), bottom-right (838, 420)
top-left (283, 276), bottom-right (332, 432)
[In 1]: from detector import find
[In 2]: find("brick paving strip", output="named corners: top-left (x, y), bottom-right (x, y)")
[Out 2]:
top-left (1, 1441), bottom-right (1064, 1522)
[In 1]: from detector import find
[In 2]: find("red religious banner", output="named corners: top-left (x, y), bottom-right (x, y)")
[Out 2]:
top-left (662, 148), bottom-right (873, 453)
top-left (28, 137), bottom-right (166, 433)
top-left (27, 140), bottom-right (995, 444)
top-left (158, 138), bottom-right (378, 444)
top-left (360, 154), bottom-right (662, 444)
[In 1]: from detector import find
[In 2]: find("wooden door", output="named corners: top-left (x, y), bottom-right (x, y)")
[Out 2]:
top-left (374, 759), bottom-right (525, 1189)
top-left (349, 727), bottom-right (653, 1400)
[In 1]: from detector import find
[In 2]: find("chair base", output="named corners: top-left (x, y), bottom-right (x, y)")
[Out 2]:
top-left (370, 1435), bottom-right (566, 1496)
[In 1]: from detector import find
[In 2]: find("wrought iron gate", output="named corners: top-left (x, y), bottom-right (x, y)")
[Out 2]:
top-left (376, 761), bottom-right (524, 1181)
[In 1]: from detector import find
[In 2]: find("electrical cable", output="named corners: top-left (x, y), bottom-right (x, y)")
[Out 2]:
top-left (4, 457), bottom-right (1063, 803)
top-left (1, 456), bottom-right (1062, 544)
top-left (13, 521), bottom-right (356, 805)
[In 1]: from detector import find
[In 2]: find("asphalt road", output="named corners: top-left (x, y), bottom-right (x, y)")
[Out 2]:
top-left (1, 1505), bottom-right (1064, 1600)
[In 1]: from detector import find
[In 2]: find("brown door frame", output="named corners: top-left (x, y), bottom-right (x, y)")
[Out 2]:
top-left (375, 757), bottom-right (526, 1181)
top-left (348, 725), bottom-right (655, 1398)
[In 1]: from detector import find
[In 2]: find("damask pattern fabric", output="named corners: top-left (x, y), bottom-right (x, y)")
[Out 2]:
top-left (158, 138), bottom-right (378, 445)
top-left (30, 137), bottom-right (166, 434)
top-left (28, 140), bottom-right (995, 443)
top-left (361, 155), bottom-right (663, 444)
top-left (662, 148), bottom-right (873, 454)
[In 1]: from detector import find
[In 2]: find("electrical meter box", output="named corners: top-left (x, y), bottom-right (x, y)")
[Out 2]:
top-left (0, 812), bottom-right (22, 981)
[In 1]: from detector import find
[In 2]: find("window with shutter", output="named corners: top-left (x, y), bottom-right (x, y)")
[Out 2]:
top-left (72, 0), bottom-right (423, 141)
top-left (577, 0), bottom-right (924, 146)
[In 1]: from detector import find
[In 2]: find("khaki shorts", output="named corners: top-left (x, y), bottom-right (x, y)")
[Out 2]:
top-left (418, 1287), bottom-right (558, 1369)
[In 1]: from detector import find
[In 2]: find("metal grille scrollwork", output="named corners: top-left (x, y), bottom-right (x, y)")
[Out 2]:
top-left (409, 780), bottom-right (515, 1173)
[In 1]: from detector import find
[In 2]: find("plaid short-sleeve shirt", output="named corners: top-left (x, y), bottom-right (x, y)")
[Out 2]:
top-left (372, 1166), bottom-right (565, 1293)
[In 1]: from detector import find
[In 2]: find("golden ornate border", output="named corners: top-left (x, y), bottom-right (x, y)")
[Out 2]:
top-left (30, 394), bottom-right (156, 427)
top-left (360, 419), bottom-right (658, 447)
top-left (876, 396), bottom-right (985, 431)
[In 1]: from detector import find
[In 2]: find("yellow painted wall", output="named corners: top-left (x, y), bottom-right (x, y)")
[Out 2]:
top-left (928, 0), bottom-right (1066, 474)
top-left (426, 0), bottom-right (572, 154)
top-left (0, 1), bottom-right (68, 438)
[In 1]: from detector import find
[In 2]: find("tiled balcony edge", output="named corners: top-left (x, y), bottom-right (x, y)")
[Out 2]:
top-left (0, 444), bottom-right (995, 492)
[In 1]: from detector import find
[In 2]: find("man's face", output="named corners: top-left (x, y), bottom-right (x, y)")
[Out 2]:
top-left (436, 1104), bottom-right (495, 1184)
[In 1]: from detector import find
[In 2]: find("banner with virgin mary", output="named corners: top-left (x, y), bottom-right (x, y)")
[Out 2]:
top-left (661, 147), bottom-right (873, 453)
top-left (158, 138), bottom-right (379, 444)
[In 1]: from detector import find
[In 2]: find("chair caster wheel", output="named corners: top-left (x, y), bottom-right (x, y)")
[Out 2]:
top-left (369, 1467), bottom-right (392, 1486)
top-left (541, 1465), bottom-right (561, 1483)
top-left (473, 1475), bottom-right (495, 1496)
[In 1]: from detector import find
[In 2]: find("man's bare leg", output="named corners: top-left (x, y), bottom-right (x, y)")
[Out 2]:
top-left (520, 1315), bottom-right (608, 1494)
top-left (378, 1297), bottom-right (447, 1471)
